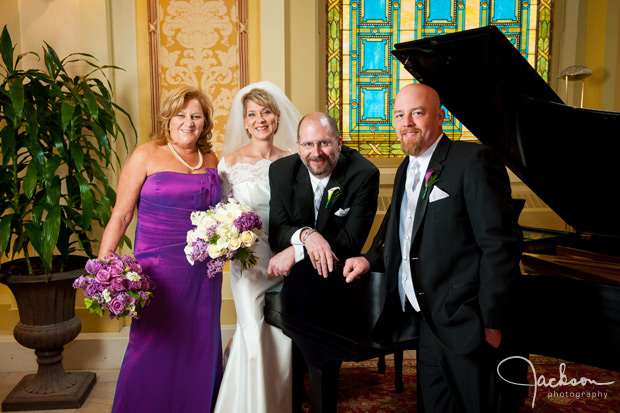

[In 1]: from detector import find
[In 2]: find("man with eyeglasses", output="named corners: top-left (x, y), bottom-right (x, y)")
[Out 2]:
top-left (268, 111), bottom-right (379, 278)
top-left (267, 111), bottom-right (379, 410)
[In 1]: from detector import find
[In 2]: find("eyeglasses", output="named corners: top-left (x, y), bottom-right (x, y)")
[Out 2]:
top-left (298, 137), bottom-right (338, 150)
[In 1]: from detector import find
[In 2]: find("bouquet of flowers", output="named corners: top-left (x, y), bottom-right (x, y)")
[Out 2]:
top-left (73, 252), bottom-right (154, 319)
top-left (185, 198), bottom-right (262, 278)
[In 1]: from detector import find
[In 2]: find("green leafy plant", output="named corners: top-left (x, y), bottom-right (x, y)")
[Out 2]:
top-left (0, 25), bottom-right (136, 276)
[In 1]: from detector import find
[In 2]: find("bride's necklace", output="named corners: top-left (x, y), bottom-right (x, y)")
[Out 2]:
top-left (167, 142), bottom-right (203, 171)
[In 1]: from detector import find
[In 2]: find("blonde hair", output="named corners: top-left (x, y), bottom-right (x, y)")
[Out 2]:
top-left (152, 85), bottom-right (214, 153)
top-left (241, 88), bottom-right (280, 138)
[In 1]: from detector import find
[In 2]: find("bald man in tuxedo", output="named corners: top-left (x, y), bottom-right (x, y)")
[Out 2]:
top-left (344, 83), bottom-right (523, 412)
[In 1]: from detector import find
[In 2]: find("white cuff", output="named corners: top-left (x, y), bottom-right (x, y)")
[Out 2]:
top-left (291, 227), bottom-right (309, 264)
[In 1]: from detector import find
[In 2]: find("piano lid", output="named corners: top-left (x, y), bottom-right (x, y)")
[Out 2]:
top-left (392, 26), bottom-right (620, 237)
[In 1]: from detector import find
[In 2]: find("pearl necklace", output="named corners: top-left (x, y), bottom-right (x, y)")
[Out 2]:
top-left (167, 142), bottom-right (203, 171)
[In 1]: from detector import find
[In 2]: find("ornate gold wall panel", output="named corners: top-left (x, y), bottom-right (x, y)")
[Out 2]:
top-left (149, 0), bottom-right (247, 154)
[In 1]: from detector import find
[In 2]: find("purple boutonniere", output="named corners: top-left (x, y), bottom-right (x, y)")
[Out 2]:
top-left (422, 168), bottom-right (439, 200)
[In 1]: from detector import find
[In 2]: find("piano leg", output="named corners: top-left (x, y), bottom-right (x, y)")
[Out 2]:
top-left (292, 344), bottom-right (308, 413)
top-left (393, 350), bottom-right (404, 393)
top-left (377, 355), bottom-right (386, 373)
top-left (307, 360), bottom-right (342, 413)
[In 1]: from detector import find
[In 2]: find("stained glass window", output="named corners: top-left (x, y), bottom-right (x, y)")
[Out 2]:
top-left (327, 0), bottom-right (553, 157)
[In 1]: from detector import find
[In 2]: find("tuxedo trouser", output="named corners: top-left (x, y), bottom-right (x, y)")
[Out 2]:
top-left (417, 318), bottom-right (521, 413)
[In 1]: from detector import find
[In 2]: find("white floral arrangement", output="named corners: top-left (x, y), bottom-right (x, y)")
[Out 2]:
top-left (184, 198), bottom-right (262, 278)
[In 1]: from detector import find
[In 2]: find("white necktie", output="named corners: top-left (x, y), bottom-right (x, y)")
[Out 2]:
top-left (406, 159), bottom-right (420, 200)
top-left (314, 181), bottom-right (324, 221)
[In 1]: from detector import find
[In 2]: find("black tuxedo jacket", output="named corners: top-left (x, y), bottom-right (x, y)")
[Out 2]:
top-left (366, 135), bottom-right (523, 355)
top-left (269, 145), bottom-right (380, 261)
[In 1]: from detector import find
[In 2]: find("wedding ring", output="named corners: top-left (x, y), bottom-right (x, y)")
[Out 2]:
top-left (315, 257), bottom-right (320, 262)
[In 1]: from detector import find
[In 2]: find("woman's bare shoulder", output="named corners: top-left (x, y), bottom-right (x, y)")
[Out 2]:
top-left (272, 146), bottom-right (293, 161)
top-left (203, 149), bottom-right (219, 169)
top-left (222, 145), bottom-right (252, 167)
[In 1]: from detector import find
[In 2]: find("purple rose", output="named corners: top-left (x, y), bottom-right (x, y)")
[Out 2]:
top-left (129, 262), bottom-right (143, 273)
top-left (108, 297), bottom-right (126, 315)
top-left (120, 254), bottom-right (133, 265)
top-left (130, 280), bottom-right (143, 290)
top-left (85, 259), bottom-right (103, 275)
top-left (108, 261), bottom-right (125, 278)
top-left (110, 277), bottom-right (128, 292)
top-left (95, 269), bottom-right (111, 285)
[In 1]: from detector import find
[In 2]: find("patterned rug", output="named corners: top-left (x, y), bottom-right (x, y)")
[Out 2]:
top-left (301, 356), bottom-right (620, 412)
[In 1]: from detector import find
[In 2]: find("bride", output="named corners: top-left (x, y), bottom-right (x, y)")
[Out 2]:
top-left (215, 81), bottom-right (301, 413)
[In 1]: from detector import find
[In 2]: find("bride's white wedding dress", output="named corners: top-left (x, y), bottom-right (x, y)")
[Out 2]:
top-left (214, 157), bottom-right (292, 413)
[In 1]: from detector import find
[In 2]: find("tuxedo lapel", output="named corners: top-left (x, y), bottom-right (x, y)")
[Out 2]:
top-left (411, 135), bottom-right (450, 240)
top-left (315, 152), bottom-right (346, 232)
top-left (295, 165), bottom-right (315, 226)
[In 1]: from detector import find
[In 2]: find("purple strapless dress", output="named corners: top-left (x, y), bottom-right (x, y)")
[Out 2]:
top-left (112, 169), bottom-right (223, 413)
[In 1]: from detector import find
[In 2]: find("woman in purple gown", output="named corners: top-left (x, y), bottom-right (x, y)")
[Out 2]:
top-left (99, 85), bottom-right (223, 412)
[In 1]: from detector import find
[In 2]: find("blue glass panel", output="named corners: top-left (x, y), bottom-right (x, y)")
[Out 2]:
top-left (362, 0), bottom-right (388, 22)
top-left (362, 88), bottom-right (386, 120)
top-left (361, 39), bottom-right (387, 71)
top-left (428, 0), bottom-right (451, 21)
top-left (493, 0), bottom-right (518, 21)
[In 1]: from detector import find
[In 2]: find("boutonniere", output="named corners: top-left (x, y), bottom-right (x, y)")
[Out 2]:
top-left (325, 186), bottom-right (342, 208)
top-left (422, 168), bottom-right (439, 200)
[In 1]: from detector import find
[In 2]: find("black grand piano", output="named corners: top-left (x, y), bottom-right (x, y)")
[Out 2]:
top-left (390, 25), bottom-right (620, 372)
top-left (265, 25), bottom-right (620, 412)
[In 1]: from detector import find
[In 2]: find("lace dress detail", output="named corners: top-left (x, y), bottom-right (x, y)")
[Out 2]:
top-left (218, 158), bottom-right (271, 199)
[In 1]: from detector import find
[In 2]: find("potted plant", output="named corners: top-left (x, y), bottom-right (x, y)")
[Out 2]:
top-left (0, 25), bottom-right (136, 410)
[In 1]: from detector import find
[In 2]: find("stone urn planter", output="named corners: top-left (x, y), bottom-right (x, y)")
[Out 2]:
top-left (0, 257), bottom-right (96, 411)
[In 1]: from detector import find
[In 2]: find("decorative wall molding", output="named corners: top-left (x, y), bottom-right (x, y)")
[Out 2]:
top-left (147, 0), bottom-right (248, 153)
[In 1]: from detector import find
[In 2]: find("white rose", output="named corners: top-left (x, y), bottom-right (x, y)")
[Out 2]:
top-left (204, 215), bottom-right (218, 228)
top-left (227, 203), bottom-right (243, 220)
top-left (207, 244), bottom-right (226, 259)
top-left (228, 236), bottom-right (241, 251)
top-left (186, 229), bottom-right (198, 244)
top-left (240, 230), bottom-right (258, 248)
top-left (214, 208), bottom-right (233, 224)
top-left (194, 226), bottom-right (208, 240)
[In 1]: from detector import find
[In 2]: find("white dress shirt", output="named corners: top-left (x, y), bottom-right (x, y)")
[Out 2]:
top-left (398, 135), bottom-right (441, 312)
top-left (291, 172), bottom-right (332, 262)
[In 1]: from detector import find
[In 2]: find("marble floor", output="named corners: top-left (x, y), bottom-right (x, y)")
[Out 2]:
top-left (0, 369), bottom-right (118, 413)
